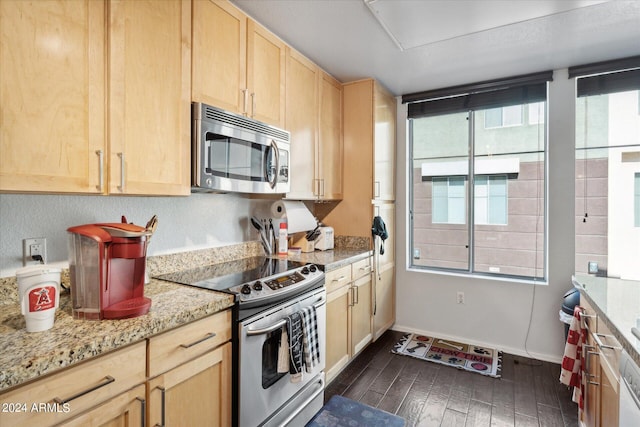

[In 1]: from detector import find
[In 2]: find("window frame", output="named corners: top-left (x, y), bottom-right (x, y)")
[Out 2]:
top-left (408, 107), bottom-right (547, 282)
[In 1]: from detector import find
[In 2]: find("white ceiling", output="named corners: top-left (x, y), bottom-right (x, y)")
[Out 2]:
top-left (231, 0), bottom-right (640, 96)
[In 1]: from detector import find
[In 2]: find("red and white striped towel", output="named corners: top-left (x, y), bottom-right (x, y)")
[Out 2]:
top-left (559, 305), bottom-right (586, 409)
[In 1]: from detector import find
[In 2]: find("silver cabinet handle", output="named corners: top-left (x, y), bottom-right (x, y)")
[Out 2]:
top-left (354, 284), bottom-right (359, 305)
top-left (136, 397), bottom-right (146, 427)
top-left (154, 386), bottom-right (166, 427)
top-left (117, 152), bottom-right (125, 192)
top-left (320, 178), bottom-right (325, 197)
top-left (585, 350), bottom-right (600, 386)
top-left (53, 375), bottom-right (115, 404)
top-left (179, 332), bottom-right (217, 349)
top-left (375, 180), bottom-right (380, 198)
top-left (241, 88), bottom-right (249, 115)
top-left (332, 275), bottom-right (347, 283)
top-left (359, 266), bottom-right (372, 273)
top-left (594, 332), bottom-right (622, 350)
top-left (96, 150), bottom-right (104, 191)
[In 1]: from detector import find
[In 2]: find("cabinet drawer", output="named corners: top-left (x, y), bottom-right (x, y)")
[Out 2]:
top-left (148, 310), bottom-right (232, 378)
top-left (325, 265), bottom-right (352, 294)
top-left (0, 341), bottom-right (146, 427)
top-left (352, 257), bottom-right (373, 280)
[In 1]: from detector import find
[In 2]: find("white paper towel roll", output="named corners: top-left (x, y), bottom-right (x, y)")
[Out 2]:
top-left (271, 201), bottom-right (317, 234)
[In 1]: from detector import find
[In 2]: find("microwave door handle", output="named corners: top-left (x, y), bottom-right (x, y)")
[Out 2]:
top-left (269, 140), bottom-right (279, 189)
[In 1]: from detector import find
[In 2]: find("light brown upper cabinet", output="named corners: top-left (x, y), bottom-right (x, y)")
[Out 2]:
top-left (192, 0), bottom-right (286, 128)
top-left (318, 71), bottom-right (344, 200)
top-left (109, 0), bottom-right (191, 196)
top-left (285, 49), bottom-right (343, 201)
top-left (374, 84), bottom-right (397, 202)
top-left (0, 0), bottom-right (191, 196)
top-left (0, 0), bottom-right (106, 193)
top-left (285, 48), bottom-right (320, 200)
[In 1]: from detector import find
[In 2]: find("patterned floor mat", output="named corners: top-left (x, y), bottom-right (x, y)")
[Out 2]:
top-left (391, 333), bottom-right (502, 378)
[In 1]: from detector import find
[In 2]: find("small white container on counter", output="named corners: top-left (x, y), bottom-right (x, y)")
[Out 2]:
top-left (16, 265), bottom-right (61, 332)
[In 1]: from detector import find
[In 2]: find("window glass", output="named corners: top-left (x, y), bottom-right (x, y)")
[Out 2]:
top-left (410, 101), bottom-right (546, 280)
top-left (575, 89), bottom-right (640, 280)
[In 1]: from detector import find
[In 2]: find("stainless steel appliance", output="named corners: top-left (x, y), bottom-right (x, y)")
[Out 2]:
top-left (155, 257), bottom-right (325, 427)
top-left (192, 102), bottom-right (290, 194)
top-left (619, 349), bottom-right (640, 427)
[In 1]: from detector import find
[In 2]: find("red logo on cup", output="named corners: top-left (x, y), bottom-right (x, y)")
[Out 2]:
top-left (28, 286), bottom-right (56, 312)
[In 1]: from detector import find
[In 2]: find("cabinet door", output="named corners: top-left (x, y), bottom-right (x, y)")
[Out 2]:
top-left (108, 0), bottom-right (190, 196)
top-left (318, 71), bottom-right (344, 200)
top-left (374, 83), bottom-right (396, 202)
top-left (246, 19), bottom-right (286, 127)
top-left (325, 285), bottom-right (350, 384)
top-left (148, 342), bottom-right (232, 427)
top-left (285, 48), bottom-right (319, 200)
top-left (351, 274), bottom-right (372, 356)
top-left (0, 0), bottom-right (105, 193)
top-left (62, 384), bottom-right (145, 427)
top-left (192, 0), bottom-right (247, 114)
top-left (599, 365), bottom-right (619, 427)
top-left (373, 265), bottom-right (395, 341)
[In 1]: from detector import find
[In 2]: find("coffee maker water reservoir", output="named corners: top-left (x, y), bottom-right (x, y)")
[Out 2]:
top-left (67, 219), bottom-right (153, 320)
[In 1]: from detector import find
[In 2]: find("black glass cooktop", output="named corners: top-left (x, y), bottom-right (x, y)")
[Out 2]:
top-left (154, 256), bottom-right (307, 293)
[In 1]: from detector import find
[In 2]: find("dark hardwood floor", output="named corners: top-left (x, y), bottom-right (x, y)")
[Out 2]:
top-left (324, 330), bottom-right (578, 427)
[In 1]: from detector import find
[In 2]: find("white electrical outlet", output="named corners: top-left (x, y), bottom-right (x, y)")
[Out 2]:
top-left (23, 237), bottom-right (47, 266)
top-left (456, 291), bottom-right (465, 304)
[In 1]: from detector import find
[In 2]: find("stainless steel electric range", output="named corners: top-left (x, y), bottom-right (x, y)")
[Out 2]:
top-left (155, 256), bottom-right (326, 427)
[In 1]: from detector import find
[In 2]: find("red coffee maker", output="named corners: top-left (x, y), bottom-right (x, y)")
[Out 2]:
top-left (67, 216), bottom-right (156, 320)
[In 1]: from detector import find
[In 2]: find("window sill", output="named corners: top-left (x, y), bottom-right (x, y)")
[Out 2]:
top-left (406, 266), bottom-right (548, 286)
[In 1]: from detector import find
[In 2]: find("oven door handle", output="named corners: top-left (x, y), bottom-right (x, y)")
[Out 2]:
top-left (246, 296), bottom-right (326, 336)
top-left (313, 296), bottom-right (326, 309)
top-left (246, 319), bottom-right (287, 336)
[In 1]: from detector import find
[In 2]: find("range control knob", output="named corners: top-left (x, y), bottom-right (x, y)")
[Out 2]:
top-left (240, 284), bottom-right (252, 295)
top-left (309, 264), bottom-right (317, 272)
top-left (253, 281), bottom-right (263, 291)
top-left (301, 267), bottom-right (310, 275)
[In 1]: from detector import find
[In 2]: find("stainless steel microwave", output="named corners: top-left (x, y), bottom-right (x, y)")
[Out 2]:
top-left (192, 102), bottom-right (290, 194)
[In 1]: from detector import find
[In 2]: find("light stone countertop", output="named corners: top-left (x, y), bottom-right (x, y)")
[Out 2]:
top-left (572, 274), bottom-right (640, 367)
top-left (0, 239), bottom-right (371, 393)
top-left (0, 278), bottom-right (234, 392)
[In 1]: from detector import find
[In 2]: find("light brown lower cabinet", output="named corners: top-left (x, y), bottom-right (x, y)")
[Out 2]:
top-left (62, 384), bottom-right (146, 427)
top-left (0, 309), bottom-right (232, 427)
top-left (147, 342), bottom-right (231, 427)
top-left (325, 257), bottom-right (374, 384)
top-left (580, 297), bottom-right (621, 427)
top-left (0, 341), bottom-right (146, 427)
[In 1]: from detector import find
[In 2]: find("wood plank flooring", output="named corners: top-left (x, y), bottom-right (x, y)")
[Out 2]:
top-left (324, 330), bottom-right (578, 427)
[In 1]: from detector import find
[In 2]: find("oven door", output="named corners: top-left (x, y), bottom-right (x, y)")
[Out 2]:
top-left (238, 288), bottom-right (326, 427)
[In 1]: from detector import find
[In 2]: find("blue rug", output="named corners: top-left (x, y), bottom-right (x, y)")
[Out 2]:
top-left (306, 395), bottom-right (405, 426)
